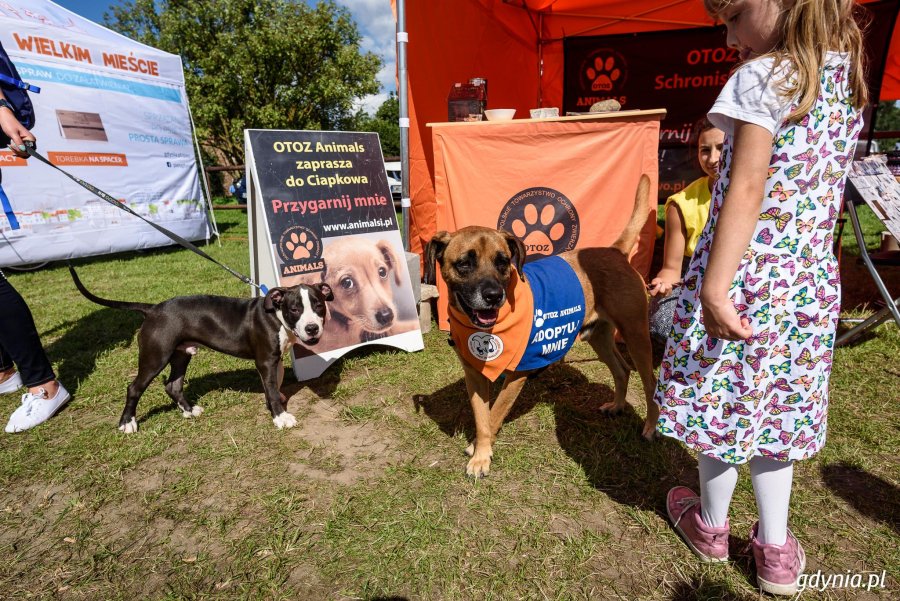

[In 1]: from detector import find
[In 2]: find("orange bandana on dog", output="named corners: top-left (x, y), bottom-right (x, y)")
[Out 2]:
top-left (448, 256), bottom-right (585, 382)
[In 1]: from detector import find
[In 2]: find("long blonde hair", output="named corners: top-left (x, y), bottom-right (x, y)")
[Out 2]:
top-left (704, 0), bottom-right (869, 122)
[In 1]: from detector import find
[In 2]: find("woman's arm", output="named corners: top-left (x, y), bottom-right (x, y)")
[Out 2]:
top-left (0, 89), bottom-right (34, 157)
top-left (649, 203), bottom-right (687, 297)
top-left (699, 120), bottom-right (773, 340)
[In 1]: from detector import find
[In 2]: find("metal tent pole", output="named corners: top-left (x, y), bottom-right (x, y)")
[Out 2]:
top-left (397, 0), bottom-right (410, 251)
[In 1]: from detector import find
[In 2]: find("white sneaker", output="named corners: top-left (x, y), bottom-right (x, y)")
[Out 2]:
top-left (5, 384), bottom-right (70, 433)
top-left (0, 371), bottom-right (23, 394)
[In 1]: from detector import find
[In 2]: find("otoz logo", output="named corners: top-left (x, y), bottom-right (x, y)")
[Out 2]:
top-left (497, 187), bottom-right (580, 260)
top-left (581, 49), bottom-right (627, 92)
top-left (277, 225), bottom-right (322, 264)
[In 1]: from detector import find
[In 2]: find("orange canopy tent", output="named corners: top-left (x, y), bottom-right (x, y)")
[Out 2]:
top-left (396, 0), bottom-right (900, 259)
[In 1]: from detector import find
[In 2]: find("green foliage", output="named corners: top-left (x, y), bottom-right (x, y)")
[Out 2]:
top-left (355, 93), bottom-right (400, 157)
top-left (106, 0), bottom-right (381, 164)
top-left (874, 100), bottom-right (900, 152)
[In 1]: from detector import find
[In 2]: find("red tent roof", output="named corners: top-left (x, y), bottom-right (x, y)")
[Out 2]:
top-left (398, 0), bottom-right (900, 258)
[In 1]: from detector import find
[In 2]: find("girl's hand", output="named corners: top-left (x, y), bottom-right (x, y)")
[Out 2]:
top-left (700, 293), bottom-right (753, 340)
top-left (0, 108), bottom-right (33, 158)
top-left (648, 269), bottom-right (680, 297)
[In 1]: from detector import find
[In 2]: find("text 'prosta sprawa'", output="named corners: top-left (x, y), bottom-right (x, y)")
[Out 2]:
top-left (270, 195), bottom-right (390, 214)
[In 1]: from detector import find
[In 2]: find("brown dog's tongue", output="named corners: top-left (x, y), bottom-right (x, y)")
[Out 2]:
top-left (475, 309), bottom-right (499, 326)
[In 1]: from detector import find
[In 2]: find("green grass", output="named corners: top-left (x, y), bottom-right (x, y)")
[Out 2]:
top-left (0, 207), bottom-right (897, 600)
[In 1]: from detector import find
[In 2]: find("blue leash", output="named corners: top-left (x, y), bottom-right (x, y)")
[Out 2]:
top-left (0, 183), bottom-right (19, 230)
top-left (22, 140), bottom-right (268, 294)
top-left (0, 72), bottom-right (40, 93)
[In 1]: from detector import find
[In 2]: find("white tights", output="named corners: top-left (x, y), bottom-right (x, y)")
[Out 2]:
top-left (698, 453), bottom-right (793, 545)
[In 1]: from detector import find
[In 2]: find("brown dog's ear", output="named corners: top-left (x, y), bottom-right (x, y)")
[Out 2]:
top-left (376, 240), bottom-right (402, 285)
top-left (263, 287), bottom-right (285, 311)
top-left (425, 231), bottom-right (451, 284)
top-left (316, 282), bottom-right (334, 301)
top-left (501, 230), bottom-right (526, 275)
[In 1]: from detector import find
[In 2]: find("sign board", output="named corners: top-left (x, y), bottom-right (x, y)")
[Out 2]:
top-left (563, 0), bottom-right (899, 201)
top-left (849, 155), bottom-right (900, 242)
top-left (564, 27), bottom-right (739, 201)
top-left (245, 129), bottom-right (423, 380)
top-left (0, 1), bottom-right (208, 267)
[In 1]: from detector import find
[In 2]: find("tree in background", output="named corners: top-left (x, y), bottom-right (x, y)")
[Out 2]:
top-left (875, 101), bottom-right (900, 153)
top-left (356, 94), bottom-right (400, 157)
top-left (107, 0), bottom-right (381, 165)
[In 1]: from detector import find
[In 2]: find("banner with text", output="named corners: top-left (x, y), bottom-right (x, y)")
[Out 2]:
top-left (564, 2), bottom-right (898, 201)
top-left (245, 129), bottom-right (423, 380)
top-left (0, 1), bottom-right (207, 267)
top-left (564, 27), bottom-right (737, 202)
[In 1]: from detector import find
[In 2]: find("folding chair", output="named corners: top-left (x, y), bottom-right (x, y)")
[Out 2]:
top-left (837, 176), bottom-right (900, 347)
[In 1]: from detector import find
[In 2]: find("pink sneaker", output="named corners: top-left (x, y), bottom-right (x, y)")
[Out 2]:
top-left (666, 486), bottom-right (729, 562)
top-left (750, 522), bottom-right (806, 596)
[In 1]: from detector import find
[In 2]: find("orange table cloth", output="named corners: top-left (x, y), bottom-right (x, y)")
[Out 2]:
top-left (429, 110), bottom-right (665, 330)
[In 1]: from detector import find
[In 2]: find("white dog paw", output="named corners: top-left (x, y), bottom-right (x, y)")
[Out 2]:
top-left (182, 405), bottom-right (204, 418)
top-left (118, 418), bottom-right (138, 434)
top-left (273, 412), bottom-right (297, 430)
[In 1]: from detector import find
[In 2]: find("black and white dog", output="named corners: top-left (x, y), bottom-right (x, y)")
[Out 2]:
top-left (69, 266), bottom-right (333, 432)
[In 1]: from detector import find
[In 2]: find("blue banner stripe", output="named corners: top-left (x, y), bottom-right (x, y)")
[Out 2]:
top-left (16, 63), bottom-right (181, 103)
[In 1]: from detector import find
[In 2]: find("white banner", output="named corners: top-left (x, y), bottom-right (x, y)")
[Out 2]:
top-left (0, 1), bottom-right (209, 267)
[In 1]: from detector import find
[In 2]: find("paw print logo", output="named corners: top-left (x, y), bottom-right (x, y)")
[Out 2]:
top-left (285, 231), bottom-right (314, 260)
top-left (497, 187), bottom-right (579, 259)
top-left (534, 309), bottom-right (545, 328)
top-left (582, 50), bottom-right (627, 92)
top-left (587, 56), bottom-right (621, 92)
top-left (277, 225), bottom-right (321, 265)
top-left (511, 203), bottom-right (565, 257)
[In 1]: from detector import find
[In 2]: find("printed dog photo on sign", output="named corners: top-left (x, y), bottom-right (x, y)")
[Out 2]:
top-left (285, 232), bottom-right (419, 352)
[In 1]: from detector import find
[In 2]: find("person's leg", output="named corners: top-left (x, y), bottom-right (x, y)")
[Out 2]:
top-left (1, 313), bottom-right (19, 378)
top-left (666, 453), bottom-right (736, 562)
top-left (0, 341), bottom-right (23, 392)
top-left (1, 275), bottom-right (69, 432)
top-left (0, 340), bottom-right (13, 371)
top-left (699, 452), bottom-right (740, 528)
top-left (749, 455), bottom-right (794, 545)
top-left (0, 342), bottom-right (16, 378)
top-left (0, 275), bottom-right (56, 388)
top-left (748, 455), bottom-right (803, 595)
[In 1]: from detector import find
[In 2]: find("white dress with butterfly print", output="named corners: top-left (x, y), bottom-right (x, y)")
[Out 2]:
top-left (654, 53), bottom-right (863, 464)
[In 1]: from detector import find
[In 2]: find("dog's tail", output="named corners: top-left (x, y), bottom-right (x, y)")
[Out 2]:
top-left (69, 265), bottom-right (153, 315)
top-left (612, 174), bottom-right (651, 256)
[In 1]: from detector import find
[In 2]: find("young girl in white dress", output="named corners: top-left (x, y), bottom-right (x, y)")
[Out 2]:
top-left (654, 0), bottom-right (867, 595)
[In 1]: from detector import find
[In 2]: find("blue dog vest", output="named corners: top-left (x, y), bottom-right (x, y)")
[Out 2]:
top-left (449, 255), bottom-right (585, 380)
top-left (517, 256), bottom-right (585, 370)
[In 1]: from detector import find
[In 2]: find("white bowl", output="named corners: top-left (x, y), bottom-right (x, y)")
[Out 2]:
top-left (484, 108), bottom-right (516, 121)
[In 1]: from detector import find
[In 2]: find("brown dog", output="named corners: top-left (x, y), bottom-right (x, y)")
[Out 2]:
top-left (426, 175), bottom-right (658, 477)
top-left (320, 237), bottom-right (419, 347)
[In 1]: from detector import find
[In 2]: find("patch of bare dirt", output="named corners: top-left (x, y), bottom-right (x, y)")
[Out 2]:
top-left (287, 399), bottom-right (401, 485)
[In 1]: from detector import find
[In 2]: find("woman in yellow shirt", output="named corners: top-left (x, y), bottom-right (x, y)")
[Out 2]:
top-left (646, 118), bottom-right (723, 356)
top-left (649, 118), bottom-right (724, 296)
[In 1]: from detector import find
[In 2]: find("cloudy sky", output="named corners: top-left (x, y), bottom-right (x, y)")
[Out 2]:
top-left (53, 0), bottom-right (397, 114)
